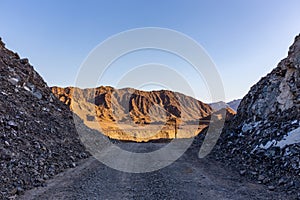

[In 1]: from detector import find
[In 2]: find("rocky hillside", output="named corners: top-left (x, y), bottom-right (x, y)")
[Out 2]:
top-left (227, 99), bottom-right (241, 112)
top-left (209, 99), bottom-right (241, 112)
top-left (51, 86), bottom-right (212, 124)
top-left (0, 38), bottom-right (89, 199)
top-left (214, 34), bottom-right (300, 196)
top-left (51, 86), bottom-right (220, 141)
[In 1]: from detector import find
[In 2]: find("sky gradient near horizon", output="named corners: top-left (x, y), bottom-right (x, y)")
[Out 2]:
top-left (0, 0), bottom-right (300, 102)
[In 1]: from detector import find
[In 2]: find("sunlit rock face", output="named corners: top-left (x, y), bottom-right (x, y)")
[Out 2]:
top-left (51, 86), bottom-right (218, 142)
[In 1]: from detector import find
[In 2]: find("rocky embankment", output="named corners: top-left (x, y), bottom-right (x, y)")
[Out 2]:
top-left (0, 38), bottom-right (89, 199)
top-left (213, 34), bottom-right (300, 197)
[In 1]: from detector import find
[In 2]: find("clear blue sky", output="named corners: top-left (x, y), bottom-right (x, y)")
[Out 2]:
top-left (1, 0), bottom-right (299, 102)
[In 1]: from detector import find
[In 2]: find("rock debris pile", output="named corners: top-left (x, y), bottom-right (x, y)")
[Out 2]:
top-left (213, 34), bottom-right (300, 197)
top-left (0, 38), bottom-right (89, 199)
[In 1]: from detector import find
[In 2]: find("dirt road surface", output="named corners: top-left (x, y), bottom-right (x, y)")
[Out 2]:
top-left (19, 142), bottom-right (289, 200)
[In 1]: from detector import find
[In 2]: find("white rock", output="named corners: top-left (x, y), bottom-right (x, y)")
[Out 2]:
top-left (8, 77), bottom-right (19, 85)
top-left (259, 140), bottom-right (276, 149)
top-left (275, 127), bottom-right (300, 148)
top-left (23, 86), bottom-right (31, 91)
top-left (242, 123), bottom-right (253, 132)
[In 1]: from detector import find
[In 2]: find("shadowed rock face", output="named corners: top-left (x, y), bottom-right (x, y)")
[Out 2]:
top-left (232, 40), bottom-right (300, 126)
top-left (228, 35), bottom-right (300, 135)
top-left (0, 38), bottom-right (89, 199)
top-left (214, 34), bottom-right (300, 196)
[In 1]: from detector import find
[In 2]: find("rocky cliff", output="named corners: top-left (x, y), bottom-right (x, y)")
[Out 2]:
top-left (0, 38), bottom-right (89, 199)
top-left (51, 86), bottom-right (212, 123)
top-left (214, 34), bottom-right (300, 196)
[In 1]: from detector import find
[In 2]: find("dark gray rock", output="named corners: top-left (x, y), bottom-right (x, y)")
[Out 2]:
top-left (239, 169), bottom-right (247, 176)
top-left (268, 185), bottom-right (276, 191)
top-left (212, 34), bottom-right (300, 196)
top-left (0, 38), bottom-right (90, 199)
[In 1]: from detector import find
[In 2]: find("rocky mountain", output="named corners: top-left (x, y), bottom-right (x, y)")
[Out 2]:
top-left (209, 99), bottom-right (241, 112)
top-left (227, 99), bottom-right (241, 112)
top-left (0, 38), bottom-right (90, 199)
top-left (213, 34), bottom-right (300, 196)
top-left (51, 86), bottom-right (217, 141)
top-left (209, 101), bottom-right (228, 111)
top-left (52, 86), bottom-right (212, 124)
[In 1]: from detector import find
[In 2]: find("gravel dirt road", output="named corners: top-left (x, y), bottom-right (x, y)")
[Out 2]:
top-left (19, 142), bottom-right (289, 200)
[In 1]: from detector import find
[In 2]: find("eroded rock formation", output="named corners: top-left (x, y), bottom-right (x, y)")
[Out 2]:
top-left (51, 86), bottom-right (217, 141)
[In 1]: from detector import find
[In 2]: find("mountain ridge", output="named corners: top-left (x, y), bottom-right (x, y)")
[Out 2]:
top-left (51, 86), bottom-right (234, 141)
top-left (51, 86), bottom-right (213, 122)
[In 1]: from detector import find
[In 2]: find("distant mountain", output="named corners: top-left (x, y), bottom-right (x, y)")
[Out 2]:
top-left (52, 86), bottom-right (212, 124)
top-left (209, 99), bottom-right (241, 112)
top-left (209, 101), bottom-right (228, 111)
top-left (227, 99), bottom-right (241, 111)
top-left (51, 86), bottom-right (217, 141)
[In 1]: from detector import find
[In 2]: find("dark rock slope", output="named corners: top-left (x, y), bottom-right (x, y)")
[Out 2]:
top-left (214, 34), bottom-right (300, 196)
top-left (0, 38), bottom-right (89, 199)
